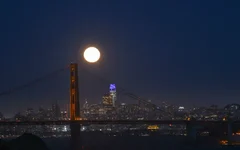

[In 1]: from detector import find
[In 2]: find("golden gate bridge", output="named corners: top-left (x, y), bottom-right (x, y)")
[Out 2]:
top-left (0, 62), bottom-right (239, 149)
top-left (0, 63), bottom-right (238, 125)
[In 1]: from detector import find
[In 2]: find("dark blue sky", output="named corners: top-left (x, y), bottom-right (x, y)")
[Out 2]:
top-left (0, 1), bottom-right (240, 116)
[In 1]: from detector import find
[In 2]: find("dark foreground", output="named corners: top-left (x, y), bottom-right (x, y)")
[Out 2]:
top-left (1, 133), bottom-right (239, 150)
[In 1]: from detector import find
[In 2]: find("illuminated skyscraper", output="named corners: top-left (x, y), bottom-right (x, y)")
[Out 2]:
top-left (109, 84), bottom-right (117, 107)
top-left (0, 112), bottom-right (4, 121)
top-left (52, 102), bottom-right (61, 120)
top-left (102, 93), bottom-right (112, 106)
top-left (83, 100), bottom-right (89, 109)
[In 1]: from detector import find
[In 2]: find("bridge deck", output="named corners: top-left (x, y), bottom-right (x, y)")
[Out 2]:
top-left (0, 120), bottom-right (239, 125)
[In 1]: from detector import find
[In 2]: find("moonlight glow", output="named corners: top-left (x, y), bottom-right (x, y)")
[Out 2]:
top-left (83, 47), bottom-right (100, 63)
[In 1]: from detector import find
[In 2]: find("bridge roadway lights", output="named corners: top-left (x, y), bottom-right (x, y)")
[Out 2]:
top-left (0, 120), bottom-right (239, 125)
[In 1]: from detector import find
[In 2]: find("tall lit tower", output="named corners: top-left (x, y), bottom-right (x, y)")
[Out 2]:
top-left (69, 63), bottom-right (81, 150)
top-left (109, 84), bottom-right (117, 107)
top-left (69, 47), bottom-right (100, 150)
top-left (70, 63), bottom-right (80, 120)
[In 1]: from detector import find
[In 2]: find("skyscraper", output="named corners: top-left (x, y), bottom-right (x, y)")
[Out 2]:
top-left (52, 102), bottom-right (60, 120)
top-left (0, 112), bottom-right (4, 121)
top-left (102, 93), bottom-right (113, 106)
top-left (109, 84), bottom-right (117, 107)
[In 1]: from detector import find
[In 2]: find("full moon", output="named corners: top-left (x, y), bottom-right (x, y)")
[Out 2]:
top-left (83, 47), bottom-right (101, 63)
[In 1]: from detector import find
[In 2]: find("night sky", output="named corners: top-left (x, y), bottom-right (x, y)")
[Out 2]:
top-left (1, 1), bottom-right (240, 117)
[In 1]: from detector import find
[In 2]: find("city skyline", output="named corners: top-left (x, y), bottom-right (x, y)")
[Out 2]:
top-left (1, 1), bottom-right (240, 116)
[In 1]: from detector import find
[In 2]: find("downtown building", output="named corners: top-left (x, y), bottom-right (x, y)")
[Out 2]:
top-left (101, 84), bottom-right (117, 114)
top-left (109, 84), bottom-right (117, 107)
top-left (102, 84), bottom-right (117, 107)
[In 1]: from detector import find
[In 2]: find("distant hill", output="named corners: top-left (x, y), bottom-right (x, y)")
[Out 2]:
top-left (1, 133), bottom-right (49, 150)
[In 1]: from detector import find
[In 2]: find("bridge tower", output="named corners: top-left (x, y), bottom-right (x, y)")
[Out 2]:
top-left (69, 63), bottom-right (81, 150)
top-left (70, 63), bottom-right (80, 120)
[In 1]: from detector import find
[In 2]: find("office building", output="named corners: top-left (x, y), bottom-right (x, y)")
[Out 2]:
top-left (109, 84), bottom-right (117, 107)
top-left (102, 93), bottom-right (113, 106)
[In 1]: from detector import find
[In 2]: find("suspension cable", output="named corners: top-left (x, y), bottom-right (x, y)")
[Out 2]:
top-left (0, 67), bottom-right (68, 97)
